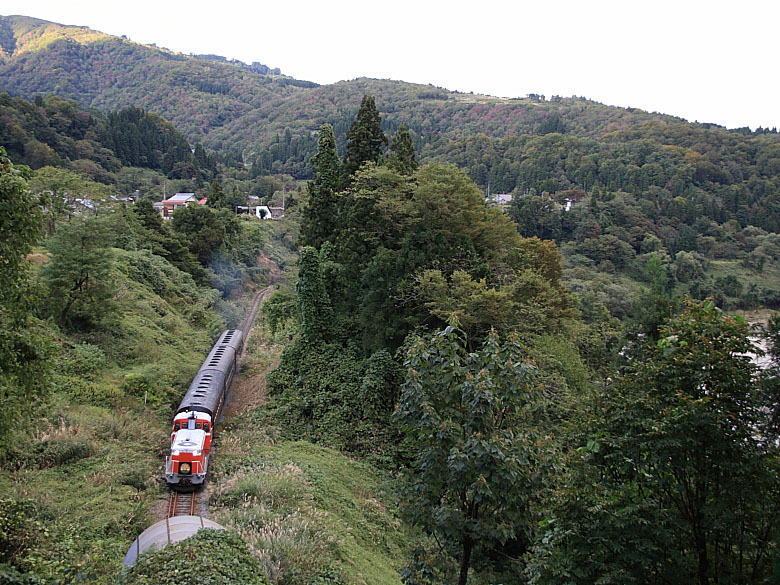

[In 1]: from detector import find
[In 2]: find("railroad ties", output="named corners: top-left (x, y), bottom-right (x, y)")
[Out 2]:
top-left (167, 491), bottom-right (197, 518)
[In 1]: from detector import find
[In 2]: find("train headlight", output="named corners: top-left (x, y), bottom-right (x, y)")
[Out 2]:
top-left (179, 462), bottom-right (192, 475)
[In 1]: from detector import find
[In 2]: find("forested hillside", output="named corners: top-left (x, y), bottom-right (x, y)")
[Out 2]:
top-left (3, 12), bottom-right (780, 585)
top-left (259, 99), bottom-right (780, 585)
top-left (0, 15), bottom-right (315, 154)
top-left (0, 92), bottom-right (218, 182)
top-left (6, 14), bottom-right (777, 185)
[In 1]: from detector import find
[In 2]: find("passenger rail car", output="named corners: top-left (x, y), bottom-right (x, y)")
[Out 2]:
top-left (165, 329), bottom-right (244, 490)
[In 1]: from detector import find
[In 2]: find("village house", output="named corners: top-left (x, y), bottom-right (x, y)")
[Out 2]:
top-left (488, 193), bottom-right (513, 205)
top-left (153, 193), bottom-right (206, 219)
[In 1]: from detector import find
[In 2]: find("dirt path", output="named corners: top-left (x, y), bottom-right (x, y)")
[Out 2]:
top-left (223, 371), bottom-right (268, 417)
top-left (221, 283), bottom-right (279, 418)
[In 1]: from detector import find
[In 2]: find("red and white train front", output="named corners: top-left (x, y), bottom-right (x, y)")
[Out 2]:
top-left (165, 411), bottom-right (213, 489)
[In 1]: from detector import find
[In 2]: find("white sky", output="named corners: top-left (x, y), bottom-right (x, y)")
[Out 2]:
top-left (4, 0), bottom-right (778, 130)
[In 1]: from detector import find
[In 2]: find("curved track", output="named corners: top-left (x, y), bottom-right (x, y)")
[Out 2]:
top-left (238, 286), bottom-right (273, 337)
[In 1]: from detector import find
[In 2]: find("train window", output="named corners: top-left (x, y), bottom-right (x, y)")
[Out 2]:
top-left (174, 422), bottom-right (180, 431)
top-left (204, 423), bottom-right (210, 432)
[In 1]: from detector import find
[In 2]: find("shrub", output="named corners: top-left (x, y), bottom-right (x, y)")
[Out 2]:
top-left (30, 437), bottom-right (94, 468)
top-left (55, 344), bottom-right (108, 380)
top-left (63, 378), bottom-right (123, 407)
top-left (267, 340), bottom-right (399, 454)
top-left (0, 500), bottom-right (43, 565)
top-left (0, 564), bottom-right (42, 584)
top-left (211, 463), bottom-right (308, 511)
top-left (123, 529), bottom-right (270, 585)
top-left (120, 366), bottom-right (179, 407)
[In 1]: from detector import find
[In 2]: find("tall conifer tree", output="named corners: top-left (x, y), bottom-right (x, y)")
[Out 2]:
top-left (301, 124), bottom-right (341, 248)
top-left (386, 125), bottom-right (418, 175)
top-left (206, 179), bottom-right (225, 208)
top-left (341, 95), bottom-right (387, 186)
top-left (296, 246), bottom-right (333, 342)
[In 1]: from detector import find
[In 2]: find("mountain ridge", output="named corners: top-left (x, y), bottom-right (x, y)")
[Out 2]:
top-left (0, 15), bottom-right (705, 159)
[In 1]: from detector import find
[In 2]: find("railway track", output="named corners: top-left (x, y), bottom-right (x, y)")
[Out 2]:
top-left (238, 285), bottom-right (273, 337)
top-left (164, 286), bottom-right (272, 520)
top-left (167, 491), bottom-right (197, 517)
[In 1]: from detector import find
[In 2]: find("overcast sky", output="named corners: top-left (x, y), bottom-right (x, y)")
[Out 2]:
top-left (5, 0), bottom-right (778, 130)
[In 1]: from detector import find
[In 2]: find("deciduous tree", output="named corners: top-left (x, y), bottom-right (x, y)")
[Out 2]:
top-left (530, 299), bottom-right (780, 585)
top-left (171, 204), bottom-right (240, 264)
top-left (396, 326), bottom-right (538, 585)
top-left (0, 147), bottom-right (51, 452)
top-left (42, 216), bottom-right (117, 331)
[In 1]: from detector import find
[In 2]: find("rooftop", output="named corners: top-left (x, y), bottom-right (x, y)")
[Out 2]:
top-left (165, 193), bottom-right (197, 203)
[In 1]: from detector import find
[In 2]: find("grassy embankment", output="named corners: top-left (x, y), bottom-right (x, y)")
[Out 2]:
top-left (0, 247), bottom-right (219, 583)
top-left (0, 217), bottom-right (303, 583)
top-left (206, 318), bottom-right (412, 585)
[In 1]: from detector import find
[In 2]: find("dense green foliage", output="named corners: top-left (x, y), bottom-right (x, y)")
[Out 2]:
top-left (0, 15), bottom-right (310, 154)
top-left (4, 18), bottom-right (780, 321)
top-left (261, 286), bottom-right (299, 336)
top-left (104, 106), bottom-right (215, 180)
top-left (267, 334), bottom-right (401, 454)
top-left (528, 300), bottom-right (780, 585)
top-left (0, 126), bottom-right (299, 581)
top-left (6, 16), bottom-right (777, 191)
top-left (386, 125), bottom-right (418, 175)
top-left (0, 92), bottom-right (216, 182)
top-left (397, 327), bottom-right (539, 585)
top-left (267, 101), bottom-right (576, 475)
top-left (42, 216), bottom-right (117, 331)
top-left (341, 95), bottom-right (387, 184)
top-left (123, 530), bottom-right (270, 585)
top-left (0, 241), bottom-right (223, 582)
top-left (4, 16), bottom-right (780, 585)
top-left (171, 204), bottom-right (240, 264)
top-left (300, 124), bottom-right (341, 248)
top-left (0, 147), bottom-right (51, 451)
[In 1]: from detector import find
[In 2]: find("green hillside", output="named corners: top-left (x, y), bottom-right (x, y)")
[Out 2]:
top-left (0, 16), bottom-right (711, 165)
top-left (0, 15), bottom-right (110, 59)
top-left (0, 15), bottom-right (310, 152)
top-left (3, 13), bottom-right (780, 322)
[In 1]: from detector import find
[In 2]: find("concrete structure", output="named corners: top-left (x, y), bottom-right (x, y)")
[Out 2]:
top-left (123, 515), bottom-right (226, 567)
top-left (235, 205), bottom-right (284, 219)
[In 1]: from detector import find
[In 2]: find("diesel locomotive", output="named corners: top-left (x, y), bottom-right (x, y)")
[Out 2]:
top-left (165, 329), bottom-right (243, 490)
